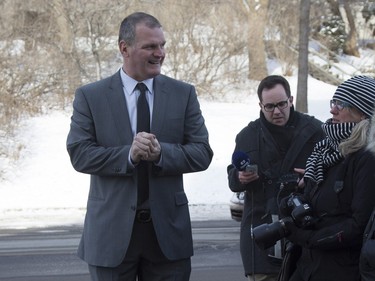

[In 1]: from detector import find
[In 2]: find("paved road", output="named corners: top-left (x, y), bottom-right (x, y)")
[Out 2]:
top-left (0, 220), bottom-right (246, 281)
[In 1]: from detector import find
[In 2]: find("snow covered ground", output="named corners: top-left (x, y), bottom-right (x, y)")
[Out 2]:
top-left (0, 73), bottom-right (337, 229)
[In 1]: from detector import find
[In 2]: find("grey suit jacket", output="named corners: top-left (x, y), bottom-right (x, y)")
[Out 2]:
top-left (66, 70), bottom-right (213, 267)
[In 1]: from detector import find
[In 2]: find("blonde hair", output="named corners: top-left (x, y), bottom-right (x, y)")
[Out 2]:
top-left (367, 114), bottom-right (375, 154)
top-left (339, 119), bottom-right (370, 156)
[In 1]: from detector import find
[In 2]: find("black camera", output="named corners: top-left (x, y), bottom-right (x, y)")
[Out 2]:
top-left (252, 193), bottom-right (313, 250)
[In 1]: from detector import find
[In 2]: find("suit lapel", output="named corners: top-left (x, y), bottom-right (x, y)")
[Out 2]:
top-left (151, 75), bottom-right (167, 135)
top-left (106, 70), bottom-right (133, 143)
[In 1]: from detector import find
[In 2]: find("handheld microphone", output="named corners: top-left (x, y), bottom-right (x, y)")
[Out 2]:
top-left (232, 151), bottom-right (251, 171)
top-left (232, 151), bottom-right (258, 173)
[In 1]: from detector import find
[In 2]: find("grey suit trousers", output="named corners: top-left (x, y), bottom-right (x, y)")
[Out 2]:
top-left (88, 219), bottom-right (191, 281)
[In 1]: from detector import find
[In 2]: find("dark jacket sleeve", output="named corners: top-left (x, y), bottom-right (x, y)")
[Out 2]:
top-left (227, 122), bottom-right (262, 193)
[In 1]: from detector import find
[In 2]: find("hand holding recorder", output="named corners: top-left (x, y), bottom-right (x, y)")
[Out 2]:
top-left (232, 151), bottom-right (259, 184)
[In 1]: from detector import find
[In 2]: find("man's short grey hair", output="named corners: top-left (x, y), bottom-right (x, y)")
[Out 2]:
top-left (118, 12), bottom-right (162, 46)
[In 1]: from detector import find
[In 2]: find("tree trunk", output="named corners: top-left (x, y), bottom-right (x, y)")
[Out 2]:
top-left (343, 0), bottom-right (360, 57)
top-left (243, 0), bottom-right (269, 80)
top-left (296, 0), bottom-right (310, 113)
top-left (50, 0), bottom-right (74, 54)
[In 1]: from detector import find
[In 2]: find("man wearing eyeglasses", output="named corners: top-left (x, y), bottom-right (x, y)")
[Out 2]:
top-left (227, 75), bottom-right (325, 281)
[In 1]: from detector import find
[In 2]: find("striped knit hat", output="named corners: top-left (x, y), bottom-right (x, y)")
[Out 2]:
top-left (333, 75), bottom-right (375, 118)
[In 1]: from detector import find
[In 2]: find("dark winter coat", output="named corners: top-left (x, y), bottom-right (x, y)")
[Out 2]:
top-left (227, 110), bottom-right (324, 276)
top-left (359, 114), bottom-right (375, 281)
top-left (360, 207), bottom-right (375, 281)
top-left (286, 149), bottom-right (375, 281)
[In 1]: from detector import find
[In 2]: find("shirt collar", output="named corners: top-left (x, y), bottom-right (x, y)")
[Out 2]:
top-left (120, 68), bottom-right (154, 95)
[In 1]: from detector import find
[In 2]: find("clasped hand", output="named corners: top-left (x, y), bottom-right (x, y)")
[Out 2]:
top-left (130, 132), bottom-right (161, 164)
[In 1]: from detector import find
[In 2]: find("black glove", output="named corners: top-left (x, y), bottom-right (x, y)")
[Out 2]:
top-left (283, 219), bottom-right (301, 243)
top-left (283, 218), bottom-right (314, 248)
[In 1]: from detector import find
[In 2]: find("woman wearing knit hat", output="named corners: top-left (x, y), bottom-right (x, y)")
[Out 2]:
top-left (279, 76), bottom-right (375, 281)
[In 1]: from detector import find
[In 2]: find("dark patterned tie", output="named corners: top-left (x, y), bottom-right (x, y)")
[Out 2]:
top-left (136, 83), bottom-right (150, 133)
top-left (136, 83), bottom-right (150, 206)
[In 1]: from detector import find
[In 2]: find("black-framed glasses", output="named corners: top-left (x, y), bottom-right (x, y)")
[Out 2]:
top-left (330, 99), bottom-right (352, 111)
top-left (261, 99), bottom-right (290, 112)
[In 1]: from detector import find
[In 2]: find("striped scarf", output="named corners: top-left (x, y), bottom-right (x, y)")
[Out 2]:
top-left (304, 119), bottom-right (357, 184)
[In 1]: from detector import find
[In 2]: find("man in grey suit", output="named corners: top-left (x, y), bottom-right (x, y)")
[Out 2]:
top-left (66, 12), bottom-right (213, 281)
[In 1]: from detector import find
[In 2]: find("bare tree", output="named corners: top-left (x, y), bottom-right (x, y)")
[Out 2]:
top-left (296, 0), bottom-right (311, 113)
top-left (267, 0), bottom-right (300, 76)
top-left (342, 0), bottom-right (360, 57)
top-left (241, 0), bottom-right (269, 80)
top-left (47, 0), bottom-right (131, 83)
top-left (0, 0), bottom-right (65, 118)
top-left (154, 0), bottom-right (248, 96)
top-left (1, 0), bottom-right (370, 146)
top-left (325, 0), bottom-right (359, 57)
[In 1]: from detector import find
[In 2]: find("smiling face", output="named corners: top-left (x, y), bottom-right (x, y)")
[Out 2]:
top-left (259, 84), bottom-right (293, 126)
top-left (120, 23), bottom-right (166, 81)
